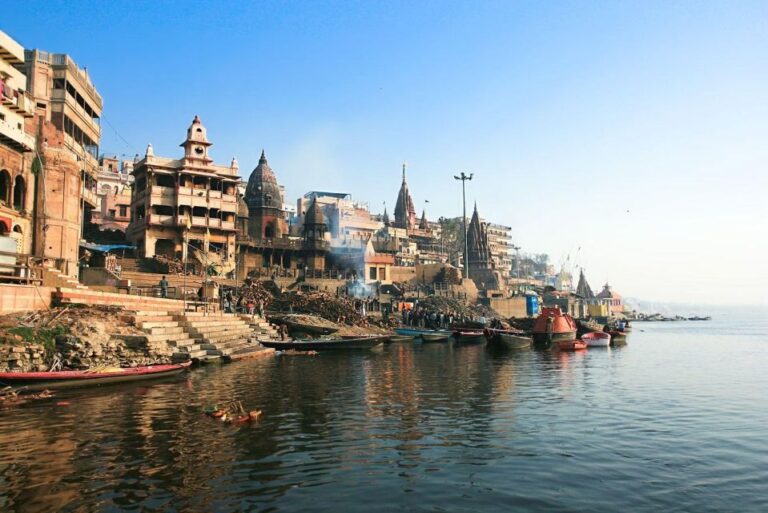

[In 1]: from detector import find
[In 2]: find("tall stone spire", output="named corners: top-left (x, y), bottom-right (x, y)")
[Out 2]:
top-left (382, 207), bottom-right (390, 226)
top-left (466, 203), bottom-right (491, 269)
top-left (393, 163), bottom-right (416, 230)
top-left (576, 268), bottom-right (595, 298)
top-left (419, 209), bottom-right (429, 230)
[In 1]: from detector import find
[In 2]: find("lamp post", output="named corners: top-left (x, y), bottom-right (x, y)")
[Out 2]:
top-left (453, 172), bottom-right (473, 279)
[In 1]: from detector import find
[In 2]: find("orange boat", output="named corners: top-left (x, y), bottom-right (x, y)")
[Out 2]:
top-left (557, 340), bottom-right (587, 351)
top-left (532, 306), bottom-right (577, 349)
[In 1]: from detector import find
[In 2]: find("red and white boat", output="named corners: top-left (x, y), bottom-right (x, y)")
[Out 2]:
top-left (0, 361), bottom-right (192, 391)
top-left (581, 332), bottom-right (611, 347)
top-left (557, 340), bottom-right (587, 351)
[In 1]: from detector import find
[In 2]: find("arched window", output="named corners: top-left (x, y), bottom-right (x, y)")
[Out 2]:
top-left (12, 225), bottom-right (22, 234)
top-left (13, 175), bottom-right (25, 211)
top-left (0, 170), bottom-right (11, 205)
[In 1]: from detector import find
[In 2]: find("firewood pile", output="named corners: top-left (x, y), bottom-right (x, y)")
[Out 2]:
top-left (416, 296), bottom-right (498, 320)
top-left (269, 291), bottom-right (369, 326)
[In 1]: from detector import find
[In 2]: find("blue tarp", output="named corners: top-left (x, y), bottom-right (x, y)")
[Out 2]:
top-left (80, 242), bottom-right (136, 253)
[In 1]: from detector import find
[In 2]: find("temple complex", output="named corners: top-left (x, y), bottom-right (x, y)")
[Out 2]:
top-left (465, 203), bottom-right (502, 291)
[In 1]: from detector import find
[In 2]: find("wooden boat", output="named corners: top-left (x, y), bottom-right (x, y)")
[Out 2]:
top-left (394, 327), bottom-right (448, 337)
top-left (581, 332), bottom-right (611, 347)
top-left (453, 330), bottom-right (486, 344)
top-left (420, 333), bottom-right (451, 342)
top-left (387, 335), bottom-right (414, 343)
top-left (609, 331), bottom-right (627, 346)
top-left (260, 336), bottom-right (386, 351)
top-left (532, 307), bottom-right (578, 349)
top-left (0, 361), bottom-right (192, 391)
top-left (484, 329), bottom-right (532, 350)
top-left (558, 340), bottom-right (587, 351)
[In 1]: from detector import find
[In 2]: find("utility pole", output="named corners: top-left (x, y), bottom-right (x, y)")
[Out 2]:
top-left (453, 172), bottom-right (473, 279)
top-left (511, 244), bottom-right (521, 279)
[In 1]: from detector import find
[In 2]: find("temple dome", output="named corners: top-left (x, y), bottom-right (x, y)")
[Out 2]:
top-left (245, 150), bottom-right (283, 211)
top-left (304, 197), bottom-right (325, 226)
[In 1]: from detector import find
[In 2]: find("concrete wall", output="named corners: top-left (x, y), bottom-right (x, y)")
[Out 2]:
top-left (0, 284), bottom-right (53, 313)
top-left (485, 296), bottom-right (527, 318)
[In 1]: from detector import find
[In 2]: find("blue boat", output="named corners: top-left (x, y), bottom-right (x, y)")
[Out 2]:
top-left (395, 328), bottom-right (453, 337)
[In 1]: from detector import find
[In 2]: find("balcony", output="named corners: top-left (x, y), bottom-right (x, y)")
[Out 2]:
top-left (0, 117), bottom-right (35, 152)
top-left (209, 190), bottom-right (222, 199)
top-left (148, 214), bottom-right (174, 227)
top-left (222, 220), bottom-right (235, 231)
top-left (192, 216), bottom-right (207, 227)
top-left (82, 188), bottom-right (99, 208)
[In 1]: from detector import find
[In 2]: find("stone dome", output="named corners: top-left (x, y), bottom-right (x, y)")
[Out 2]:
top-left (245, 150), bottom-right (283, 211)
top-left (304, 197), bottom-right (325, 226)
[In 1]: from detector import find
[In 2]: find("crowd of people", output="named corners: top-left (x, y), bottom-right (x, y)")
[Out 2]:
top-left (401, 307), bottom-right (484, 329)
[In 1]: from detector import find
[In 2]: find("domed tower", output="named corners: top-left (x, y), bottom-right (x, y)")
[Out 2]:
top-left (180, 115), bottom-right (213, 164)
top-left (393, 164), bottom-right (416, 230)
top-left (302, 197), bottom-right (327, 242)
top-left (244, 150), bottom-right (287, 239)
top-left (301, 197), bottom-right (327, 269)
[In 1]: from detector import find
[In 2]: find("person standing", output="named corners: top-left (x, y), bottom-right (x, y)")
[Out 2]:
top-left (159, 276), bottom-right (169, 298)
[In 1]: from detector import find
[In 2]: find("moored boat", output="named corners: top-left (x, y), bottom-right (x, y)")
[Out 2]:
top-left (581, 332), bottom-right (611, 347)
top-left (420, 333), bottom-right (451, 342)
top-left (557, 340), bottom-right (587, 351)
top-left (453, 330), bottom-right (486, 344)
top-left (532, 307), bottom-right (578, 349)
top-left (259, 336), bottom-right (386, 351)
top-left (0, 361), bottom-right (192, 391)
top-left (394, 327), bottom-right (451, 337)
top-left (609, 331), bottom-right (627, 346)
top-left (484, 329), bottom-right (532, 350)
top-left (387, 335), bottom-right (414, 343)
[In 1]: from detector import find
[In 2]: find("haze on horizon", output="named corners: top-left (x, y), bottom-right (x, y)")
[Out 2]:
top-left (5, 0), bottom-right (766, 306)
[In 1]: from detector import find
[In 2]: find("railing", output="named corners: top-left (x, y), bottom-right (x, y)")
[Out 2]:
top-left (0, 117), bottom-right (35, 150)
top-left (0, 250), bottom-right (44, 286)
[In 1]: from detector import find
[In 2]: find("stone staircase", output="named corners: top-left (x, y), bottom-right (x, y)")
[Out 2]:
top-left (172, 312), bottom-right (268, 363)
top-left (42, 268), bottom-right (88, 290)
top-left (52, 287), bottom-right (277, 364)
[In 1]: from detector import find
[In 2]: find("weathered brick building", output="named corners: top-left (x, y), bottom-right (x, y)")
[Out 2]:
top-left (126, 116), bottom-right (240, 265)
top-left (0, 31), bottom-right (36, 255)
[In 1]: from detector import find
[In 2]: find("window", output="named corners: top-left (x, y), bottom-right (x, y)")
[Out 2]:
top-left (13, 175), bottom-right (25, 211)
top-left (108, 209), bottom-right (116, 218)
top-left (369, 267), bottom-right (377, 280)
top-left (119, 206), bottom-right (127, 217)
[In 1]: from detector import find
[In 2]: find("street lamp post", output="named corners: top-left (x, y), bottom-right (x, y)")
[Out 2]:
top-left (453, 172), bottom-right (473, 279)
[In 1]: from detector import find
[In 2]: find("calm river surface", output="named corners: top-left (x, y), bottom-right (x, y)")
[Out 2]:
top-left (2, 313), bottom-right (767, 512)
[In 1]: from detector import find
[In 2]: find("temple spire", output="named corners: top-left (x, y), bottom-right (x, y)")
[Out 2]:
top-left (402, 162), bottom-right (407, 182)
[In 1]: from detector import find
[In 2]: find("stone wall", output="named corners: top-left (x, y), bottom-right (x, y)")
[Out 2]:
top-left (0, 284), bottom-right (54, 314)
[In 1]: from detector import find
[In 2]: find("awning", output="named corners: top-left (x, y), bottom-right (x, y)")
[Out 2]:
top-left (80, 242), bottom-right (136, 253)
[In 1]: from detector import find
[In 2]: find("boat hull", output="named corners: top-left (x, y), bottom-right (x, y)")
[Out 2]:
top-left (581, 332), bottom-right (611, 347)
top-left (609, 331), bottom-right (627, 346)
top-left (260, 336), bottom-right (386, 351)
top-left (454, 331), bottom-right (486, 344)
top-left (558, 340), bottom-right (587, 351)
top-left (532, 331), bottom-right (577, 349)
top-left (420, 334), bottom-right (451, 342)
top-left (0, 362), bottom-right (192, 391)
top-left (488, 332), bottom-right (532, 350)
top-left (394, 328), bottom-right (451, 337)
top-left (387, 335), bottom-right (414, 343)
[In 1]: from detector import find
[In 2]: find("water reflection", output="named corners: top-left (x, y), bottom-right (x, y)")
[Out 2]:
top-left (1, 325), bottom-right (767, 512)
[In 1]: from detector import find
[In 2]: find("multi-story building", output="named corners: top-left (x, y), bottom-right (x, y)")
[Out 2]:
top-left (126, 116), bottom-right (240, 264)
top-left (90, 156), bottom-right (133, 232)
top-left (485, 222), bottom-right (513, 278)
top-left (0, 31), bottom-right (36, 256)
top-left (19, 43), bottom-right (104, 275)
top-left (297, 191), bottom-right (382, 246)
top-left (24, 47), bottom-right (102, 208)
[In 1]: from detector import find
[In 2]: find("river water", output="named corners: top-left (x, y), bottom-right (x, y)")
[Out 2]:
top-left (1, 314), bottom-right (767, 512)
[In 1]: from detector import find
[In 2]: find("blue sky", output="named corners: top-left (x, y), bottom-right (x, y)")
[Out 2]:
top-left (4, 1), bottom-right (767, 305)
